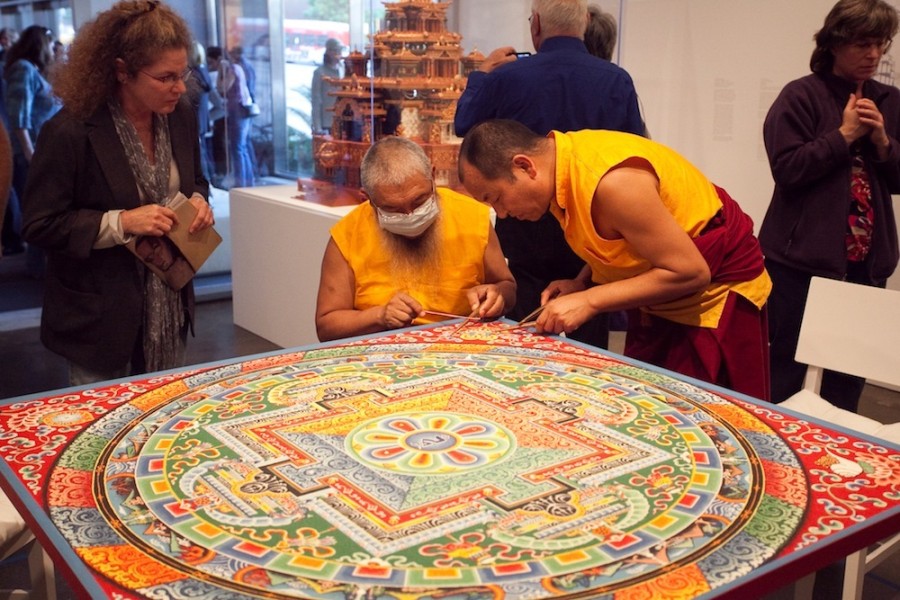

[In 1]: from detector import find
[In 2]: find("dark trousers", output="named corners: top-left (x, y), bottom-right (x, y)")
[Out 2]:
top-left (11, 153), bottom-right (44, 277)
top-left (625, 294), bottom-right (770, 401)
top-left (1, 185), bottom-right (22, 252)
top-left (211, 118), bottom-right (227, 180)
top-left (766, 259), bottom-right (874, 411)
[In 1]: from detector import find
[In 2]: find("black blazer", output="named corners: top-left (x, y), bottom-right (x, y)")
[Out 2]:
top-left (22, 99), bottom-right (210, 372)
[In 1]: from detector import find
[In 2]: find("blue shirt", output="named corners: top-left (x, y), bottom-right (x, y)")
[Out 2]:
top-left (5, 59), bottom-right (60, 155)
top-left (454, 36), bottom-right (644, 137)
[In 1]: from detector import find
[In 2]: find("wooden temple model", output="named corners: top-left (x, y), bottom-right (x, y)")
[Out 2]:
top-left (309, 0), bottom-right (484, 191)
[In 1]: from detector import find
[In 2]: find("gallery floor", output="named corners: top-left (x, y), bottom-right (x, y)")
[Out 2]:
top-left (0, 251), bottom-right (898, 599)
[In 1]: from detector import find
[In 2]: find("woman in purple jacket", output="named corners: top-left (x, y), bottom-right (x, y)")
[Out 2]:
top-left (761, 0), bottom-right (900, 410)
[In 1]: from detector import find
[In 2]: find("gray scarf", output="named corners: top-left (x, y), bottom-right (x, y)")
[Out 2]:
top-left (108, 98), bottom-right (185, 373)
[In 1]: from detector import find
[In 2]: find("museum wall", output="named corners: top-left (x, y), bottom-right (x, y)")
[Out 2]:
top-left (455, 0), bottom-right (900, 291)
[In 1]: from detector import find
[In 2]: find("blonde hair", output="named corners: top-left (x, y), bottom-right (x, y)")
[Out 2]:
top-left (52, 0), bottom-right (192, 118)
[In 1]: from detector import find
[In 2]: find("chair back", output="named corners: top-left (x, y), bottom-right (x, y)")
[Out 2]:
top-left (796, 277), bottom-right (900, 392)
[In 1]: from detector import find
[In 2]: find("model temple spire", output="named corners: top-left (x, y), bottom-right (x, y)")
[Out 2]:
top-left (311, 0), bottom-right (483, 189)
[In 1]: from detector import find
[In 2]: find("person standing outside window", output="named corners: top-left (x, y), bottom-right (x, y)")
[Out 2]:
top-left (187, 41), bottom-right (214, 182)
top-left (454, 0), bottom-right (645, 351)
top-left (761, 0), bottom-right (900, 411)
top-left (311, 38), bottom-right (343, 135)
top-left (206, 45), bottom-right (226, 185)
top-left (220, 45), bottom-right (255, 188)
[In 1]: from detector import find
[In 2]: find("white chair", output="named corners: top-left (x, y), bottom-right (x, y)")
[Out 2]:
top-left (0, 489), bottom-right (55, 600)
top-left (779, 277), bottom-right (900, 600)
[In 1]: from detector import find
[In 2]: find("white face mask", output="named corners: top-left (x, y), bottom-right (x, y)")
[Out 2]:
top-left (376, 192), bottom-right (440, 238)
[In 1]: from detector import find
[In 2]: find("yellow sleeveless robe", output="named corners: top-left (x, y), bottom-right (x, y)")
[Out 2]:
top-left (549, 130), bottom-right (770, 327)
top-left (331, 188), bottom-right (490, 322)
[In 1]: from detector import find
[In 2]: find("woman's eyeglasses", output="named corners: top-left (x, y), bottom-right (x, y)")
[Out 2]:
top-left (140, 68), bottom-right (192, 85)
top-left (849, 38), bottom-right (893, 54)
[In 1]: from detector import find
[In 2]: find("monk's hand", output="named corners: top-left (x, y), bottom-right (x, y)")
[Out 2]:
top-left (121, 204), bottom-right (177, 237)
top-left (381, 293), bottom-right (423, 330)
top-left (188, 194), bottom-right (215, 234)
top-left (536, 292), bottom-right (597, 335)
top-left (541, 278), bottom-right (587, 305)
top-left (467, 284), bottom-right (505, 319)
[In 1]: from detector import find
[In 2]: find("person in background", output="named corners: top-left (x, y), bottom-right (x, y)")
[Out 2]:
top-left (47, 39), bottom-right (67, 82)
top-left (52, 40), bottom-right (66, 63)
top-left (0, 120), bottom-right (12, 255)
top-left (458, 119), bottom-right (771, 401)
top-left (0, 28), bottom-right (16, 256)
top-left (315, 136), bottom-right (516, 342)
top-left (228, 45), bottom-right (256, 106)
top-left (205, 45), bottom-right (226, 185)
top-left (187, 41), bottom-right (214, 182)
top-left (22, 0), bottom-right (214, 385)
top-left (311, 38), bottom-right (343, 134)
top-left (454, 0), bottom-right (645, 352)
top-left (0, 28), bottom-right (17, 64)
top-left (585, 3), bottom-right (616, 61)
top-left (761, 0), bottom-right (900, 411)
top-left (209, 45), bottom-right (226, 90)
top-left (219, 45), bottom-right (255, 187)
top-left (229, 45), bottom-right (259, 178)
top-left (4, 25), bottom-right (60, 276)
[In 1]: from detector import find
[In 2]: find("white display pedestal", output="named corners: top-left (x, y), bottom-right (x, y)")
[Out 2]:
top-left (230, 185), bottom-right (356, 348)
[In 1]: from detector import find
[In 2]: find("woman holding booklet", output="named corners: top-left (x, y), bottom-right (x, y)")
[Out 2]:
top-left (21, 0), bottom-right (214, 385)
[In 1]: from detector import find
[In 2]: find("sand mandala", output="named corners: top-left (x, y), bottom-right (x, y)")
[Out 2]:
top-left (2, 322), bottom-right (898, 599)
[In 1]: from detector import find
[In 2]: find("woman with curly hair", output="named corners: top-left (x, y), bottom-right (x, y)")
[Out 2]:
top-left (21, 0), bottom-right (214, 385)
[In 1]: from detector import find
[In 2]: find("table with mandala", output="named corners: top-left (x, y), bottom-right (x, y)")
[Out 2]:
top-left (1, 321), bottom-right (898, 599)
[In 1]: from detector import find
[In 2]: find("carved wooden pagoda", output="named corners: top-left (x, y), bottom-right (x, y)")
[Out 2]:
top-left (309, 0), bottom-right (483, 190)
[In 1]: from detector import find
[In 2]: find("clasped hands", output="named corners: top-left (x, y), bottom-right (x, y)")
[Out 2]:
top-left (842, 83), bottom-right (890, 151)
top-left (379, 284), bottom-right (509, 330)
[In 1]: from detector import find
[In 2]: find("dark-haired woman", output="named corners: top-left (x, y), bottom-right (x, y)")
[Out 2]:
top-left (761, 0), bottom-right (900, 410)
top-left (3, 25), bottom-right (59, 269)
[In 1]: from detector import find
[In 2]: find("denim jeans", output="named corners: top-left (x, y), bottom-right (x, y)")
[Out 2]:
top-left (226, 110), bottom-right (255, 188)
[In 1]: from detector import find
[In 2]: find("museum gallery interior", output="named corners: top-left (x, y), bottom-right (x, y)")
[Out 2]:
top-left (0, 1), bottom-right (900, 600)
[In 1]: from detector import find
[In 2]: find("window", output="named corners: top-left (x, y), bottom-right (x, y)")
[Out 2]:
top-left (214, 0), bottom-right (387, 185)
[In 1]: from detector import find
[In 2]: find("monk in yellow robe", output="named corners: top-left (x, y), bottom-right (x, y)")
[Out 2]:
top-left (315, 136), bottom-right (516, 342)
